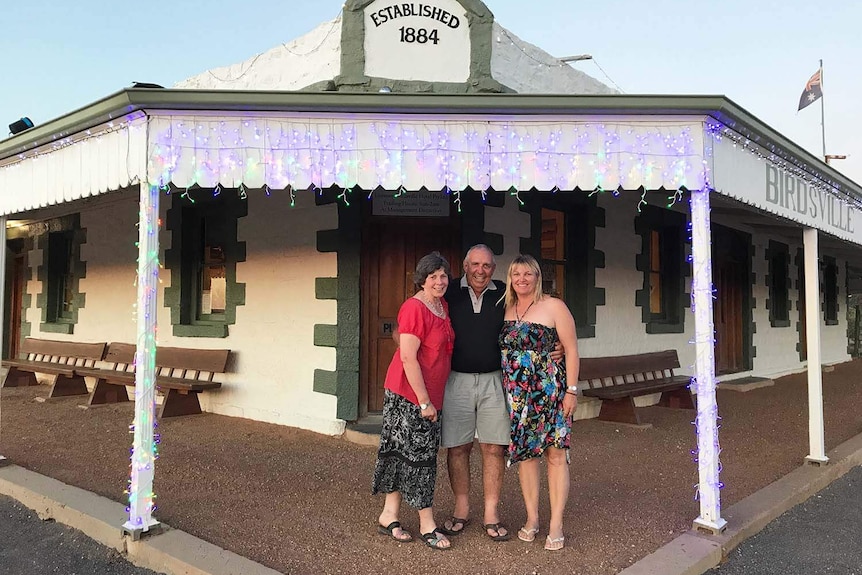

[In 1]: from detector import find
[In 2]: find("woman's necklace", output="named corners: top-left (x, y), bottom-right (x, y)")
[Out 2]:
top-left (515, 300), bottom-right (534, 323)
top-left (422, 294), bottom-right (446, 318)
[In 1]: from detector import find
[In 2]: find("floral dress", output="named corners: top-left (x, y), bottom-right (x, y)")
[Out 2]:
top-left (499, 320), bottom-right (570, 465)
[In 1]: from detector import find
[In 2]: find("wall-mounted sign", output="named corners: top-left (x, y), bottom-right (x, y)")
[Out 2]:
top-left (364, 0), bottom-right (471, 83)
top-left (372, 190), bottom-right (450, 217)
top-left (713, 136), bottom-right (860, 245)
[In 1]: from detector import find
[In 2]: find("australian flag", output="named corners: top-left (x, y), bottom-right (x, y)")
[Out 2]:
top-left (798, 68), bottom-right (823, 111)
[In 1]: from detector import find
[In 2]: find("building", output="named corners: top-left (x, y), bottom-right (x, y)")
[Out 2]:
top-left (1, 0), bottom-right (860, 534)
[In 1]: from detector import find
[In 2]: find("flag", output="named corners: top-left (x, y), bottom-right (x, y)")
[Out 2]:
top-left (797, 68), bottom-right (823, 111)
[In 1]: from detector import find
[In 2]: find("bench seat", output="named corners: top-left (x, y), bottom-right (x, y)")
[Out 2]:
top-left (1, 338), bottom-right (107, 398)
top-left (81, 343), bottom-right (229, 417)
top-left (579, 350), bottom-right (694, 425)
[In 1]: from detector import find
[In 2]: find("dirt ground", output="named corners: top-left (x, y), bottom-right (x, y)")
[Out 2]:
top-left (2, 361), bottom-right (862, 575)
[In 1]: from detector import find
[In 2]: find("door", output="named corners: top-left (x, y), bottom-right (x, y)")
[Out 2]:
top-left (712, 226), bottom-right (751, 374)
top-left (360, 218), bottom-right (461, 415)
top-left (4, 242), bottom-right (26, 360)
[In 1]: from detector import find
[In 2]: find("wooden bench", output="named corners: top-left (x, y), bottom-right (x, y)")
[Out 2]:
top-left (77, 342), bottom-right (229, 418)
top-left (1, 338), bottom-right (107, 398)
top-left (579, 349), bottom-right (694, 425)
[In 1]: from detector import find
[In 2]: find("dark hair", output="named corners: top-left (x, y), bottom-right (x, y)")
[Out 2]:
top-left (414, 251), bottom-right (451, 289)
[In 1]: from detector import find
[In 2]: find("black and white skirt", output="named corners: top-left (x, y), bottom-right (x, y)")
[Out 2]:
top-left (372, 389), bottom-right (441, 509)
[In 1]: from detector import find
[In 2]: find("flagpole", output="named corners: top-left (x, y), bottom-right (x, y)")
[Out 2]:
top-left (820, 59), bottom-right (826, 161)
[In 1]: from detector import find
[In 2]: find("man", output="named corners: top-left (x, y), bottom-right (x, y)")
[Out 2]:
top-left (436, 244), bottom-right (511, 541)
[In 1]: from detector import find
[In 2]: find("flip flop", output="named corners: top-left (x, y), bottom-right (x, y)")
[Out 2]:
top-left (517, 526), bottom-right (539, 542)
top-left (421, 529), bottom-right (452, 550)
top-left (483, 522), bottom-right (511, 542)
top-left (544, 535), bottom-right (565, 551)
top-left (437, 516), bottom-right (470, 536)
top-left (377, 521), bottom-right (413, 542)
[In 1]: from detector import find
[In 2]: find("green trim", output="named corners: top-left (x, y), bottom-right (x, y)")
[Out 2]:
top-left (313, 192), bottom-right (361, 421)
top-left (519, 192), bottom-right (605, 339)
top-left (2, 90), bottom-right (858, 201)
top-left (164, 188), bottom-right (247, 338)
top-left (634, 204), bottom-right (687, 335)
top-left (766, 240), bottom-right (791, 328)
top-left (712, 224), bottom-right (755, 369)
top-left (338, 0), bottom-right (504, 94)
top-left (35, 215), bottom-right (85, 335)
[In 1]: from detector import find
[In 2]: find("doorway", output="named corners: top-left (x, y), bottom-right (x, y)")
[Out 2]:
top-left (4, 240), bottom-right (27, 360)
top-left (712, 225), bottom-right (752, 374)
top-left (360, 214), bottom-right (461, 415)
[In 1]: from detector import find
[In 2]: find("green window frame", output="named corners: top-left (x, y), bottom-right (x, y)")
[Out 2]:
top-left (36, 215), bottom-right (86, 335)
top-left (767, 240), bottom-right (791, 327)
top-left (635, 205), bottom-right (687, 334)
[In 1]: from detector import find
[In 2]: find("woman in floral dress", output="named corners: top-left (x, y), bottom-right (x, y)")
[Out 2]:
top-left (499, 254), bottom-right (580, 551)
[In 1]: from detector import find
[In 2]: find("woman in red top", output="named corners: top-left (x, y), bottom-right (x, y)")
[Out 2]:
top-left (372, 251), bottom-right (455, 551)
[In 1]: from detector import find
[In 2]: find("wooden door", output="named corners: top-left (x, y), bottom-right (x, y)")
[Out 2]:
top-left (4, 246), bottom-right (26, 360)
top-left (712, 226), bottom-right (750, 374)
top-left (360, 219), bottom-right (461, 415)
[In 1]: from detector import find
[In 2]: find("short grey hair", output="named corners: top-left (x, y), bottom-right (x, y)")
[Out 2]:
top-left (414, 251), bottom-right (451, 289)
top-left (463, 244), bottom-right (496, 268)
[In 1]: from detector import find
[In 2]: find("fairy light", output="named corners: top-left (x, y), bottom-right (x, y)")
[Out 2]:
top-left (123, 182), bottom-right (161, 538)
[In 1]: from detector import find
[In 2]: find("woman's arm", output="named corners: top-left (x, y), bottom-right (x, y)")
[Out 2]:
top-left (400, 333), bottom-right (438, 422)
top-left (551, 299), bottom-right (580, 418)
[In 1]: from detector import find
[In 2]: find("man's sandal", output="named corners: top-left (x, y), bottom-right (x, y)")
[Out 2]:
top-left (483, 522), bottom-right (511, 542)
top-left (421, 529), bottom-right (452, 550)
top-left (377, 521), bottom-right (413, 542)
top-left (438, 517), bottom-right (470, 536)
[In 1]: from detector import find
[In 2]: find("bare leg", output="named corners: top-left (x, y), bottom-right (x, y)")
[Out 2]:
top-left (545, 447), bottom-right (569, 542)
top-left (378, 492), bottom-right (411, 541)
top-left (479, 442), bottom-right (508, 538)
top-left (518, 458), bottom-right (541, 534)
top-left (444, 442), bottom-right (472, 532)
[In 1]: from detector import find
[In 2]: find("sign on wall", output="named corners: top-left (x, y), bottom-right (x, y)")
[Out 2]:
top-left (364, 0), bottom-right (471, 83)
top-left (372, 190), bottom-right (450, 217)
top-left (712, 135), bottom-right (862, 246)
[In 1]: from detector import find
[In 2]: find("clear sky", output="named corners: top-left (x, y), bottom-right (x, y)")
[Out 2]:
top-left (2, 0), bottom-right (860, 183)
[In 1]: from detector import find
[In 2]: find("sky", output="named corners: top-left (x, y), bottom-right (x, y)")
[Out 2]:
top-left (2, 0), bottom-right (860, 184)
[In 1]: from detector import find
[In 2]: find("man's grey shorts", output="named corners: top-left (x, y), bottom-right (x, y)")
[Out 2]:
top-left (441, 370), bottom-right (510, 448)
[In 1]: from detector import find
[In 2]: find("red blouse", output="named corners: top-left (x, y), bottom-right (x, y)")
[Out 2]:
top-left (384, 297), bottom-right (455, 410)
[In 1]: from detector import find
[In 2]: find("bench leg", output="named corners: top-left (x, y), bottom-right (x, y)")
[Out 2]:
top-left (47, 374), bottom-right (89, 398)
top-left (88, 379), bottom-right (130, 406)
top-left (159, 389), bottom-right (202, 418)
top-left (2, 367), bottom-right (38, 388)
top-left (597, 397), bottom-right (641, 425)
top-left (659, 388), bottom-right (696, 410)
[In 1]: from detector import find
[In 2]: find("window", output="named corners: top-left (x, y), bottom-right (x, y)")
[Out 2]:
top-left (164, 189), bottom-right (247, 338)
top-left (37, 215), bottom-right (85, 334)
top-left (823, 257), bottom-right (839, 325)
top-left (523, 196), bottom-right (605, 339)
top-left (767, 241), bottom-right (790, 327)
top-left (540, 208), bottom-right (566, 299)
top-left (47, 232), bottom-right (75, 322)
top-left (635, 206), bottom-right (686, 333)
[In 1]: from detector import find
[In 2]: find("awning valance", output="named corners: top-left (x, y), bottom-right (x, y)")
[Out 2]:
top-left (146, 116), bottom-right (708, 193)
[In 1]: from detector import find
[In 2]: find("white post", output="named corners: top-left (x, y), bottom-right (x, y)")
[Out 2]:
top-left (690, 188), bottom-right (727, 534)
top-left (803, 227), bottom-right (828, 465)
top-left (123, 182), bottom-right (161, 538)
top-left (0, 215), bottom-right (7, 465)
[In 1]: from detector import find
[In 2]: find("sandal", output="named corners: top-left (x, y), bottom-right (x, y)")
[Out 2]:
top-left (377, 521), bottom-right (413, 542)
top-left (421, 529), bottom-right (451, 550)
top-left (483, 522), bottom-right (511, 542)
top-left (517, 526), bottom-right (539, 542)
top-left (437, 516), bottom-right (470, 536)
top-left (544, 535), bottom-right (565, 551)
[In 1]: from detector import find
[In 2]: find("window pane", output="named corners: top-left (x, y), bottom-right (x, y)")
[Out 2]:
top-left (199, 245), bottom-right (226, 316)
top-left (650, 271), bottom-right (663, 314)
top-left (541, 209), bottom-right (565, 260)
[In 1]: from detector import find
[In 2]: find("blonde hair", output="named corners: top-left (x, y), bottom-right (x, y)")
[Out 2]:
top-left (502, 254), bottom-right (543, 309)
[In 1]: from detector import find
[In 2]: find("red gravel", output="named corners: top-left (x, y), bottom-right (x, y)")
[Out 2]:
top-left (2, 361), bottom-right (862, 575)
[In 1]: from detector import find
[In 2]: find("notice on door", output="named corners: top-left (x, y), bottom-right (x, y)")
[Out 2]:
top-left (372, 190), bottom-right (450, 217)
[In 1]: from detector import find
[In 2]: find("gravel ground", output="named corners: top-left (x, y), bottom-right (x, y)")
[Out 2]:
top-left (1, 361), bottom-right (862, 575)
